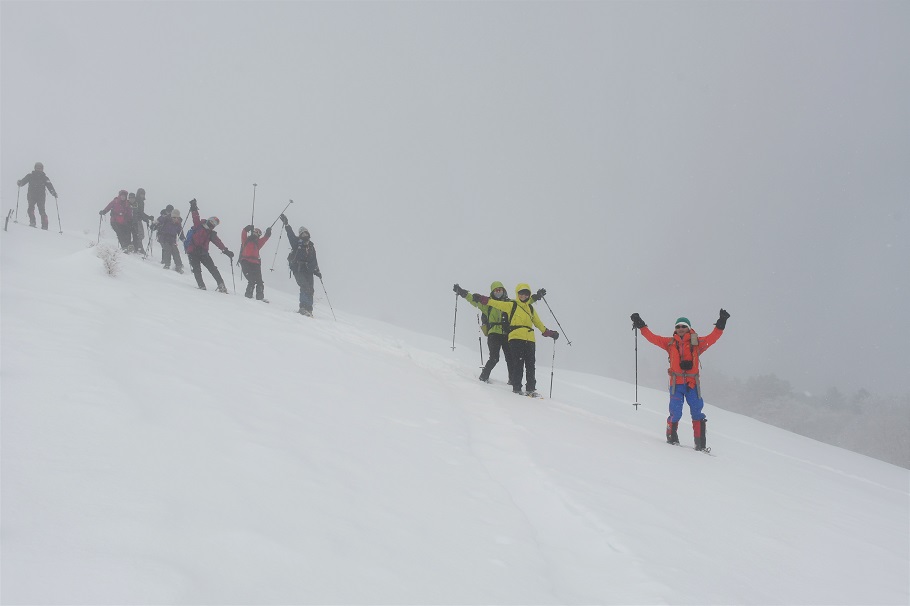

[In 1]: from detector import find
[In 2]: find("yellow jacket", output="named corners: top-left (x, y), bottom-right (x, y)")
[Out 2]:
top-left (471, 283), bottom-right (548, 343)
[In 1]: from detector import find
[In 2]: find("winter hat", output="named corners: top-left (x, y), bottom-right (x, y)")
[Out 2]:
top-left (136, 188), bottom-right (146, 198)
top-left (34, 162), bottom-right (44, 170)
top-left (171, 209), bottom-right (181, 218)
top-left (298, 226), bottom-right (310, 238)
top-left (165, 204), bottom-right (174, 212)
top-left (674, 317), bottom-right (691, 329)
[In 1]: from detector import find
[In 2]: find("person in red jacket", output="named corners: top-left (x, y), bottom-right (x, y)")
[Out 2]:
top-left (631, 309), bottom-right (730, 451)
top-left (239, 224), bottom-right (272, 301)
top-left (99, 190), bottom-right (134, 251)
top-left (184, 198), bottom-right (233, 293)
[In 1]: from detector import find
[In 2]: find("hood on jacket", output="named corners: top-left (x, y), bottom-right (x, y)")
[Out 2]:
top-left (515, 283), bottom-right (532, 297)
top-left (490, 281), bottom-right (506, 299)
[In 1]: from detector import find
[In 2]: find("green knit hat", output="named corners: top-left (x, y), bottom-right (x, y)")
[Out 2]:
top-left (674, 317), bottom-right (691, 328)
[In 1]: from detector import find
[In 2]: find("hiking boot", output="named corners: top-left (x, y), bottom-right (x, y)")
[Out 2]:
top-left (29, 223), bottom-right (36, 228)
top-left (198, 285), bottom-right (207, 290)
top-left (163, 264), bottom-right (170, 270)
top-left (666, 419), bottom-right (680, 444)
top-left (216, 283), bottom-right (228, 294)
top-left (693, 418), bottom-right (707, 451)
top-left (175, 266), bottom-right (184, 274)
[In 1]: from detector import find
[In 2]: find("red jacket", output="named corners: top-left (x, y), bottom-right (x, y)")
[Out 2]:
top-left (102, 194), bottom-right (133, 225)
top-left (186, 209), bottom-right (227, 254)
top-left (239, 228), bottom-right (270, 264)
top-left (641, 325), bottom-right (723, 388)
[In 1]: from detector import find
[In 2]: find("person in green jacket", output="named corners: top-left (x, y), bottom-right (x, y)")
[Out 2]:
top-left (458, 282), bottom-right (558, 397)
top-left (454, 281), bottom-right (516, 385)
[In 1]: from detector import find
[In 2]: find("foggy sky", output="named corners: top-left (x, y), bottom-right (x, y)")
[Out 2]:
top-left (3, 1), bottom-right (908, 396)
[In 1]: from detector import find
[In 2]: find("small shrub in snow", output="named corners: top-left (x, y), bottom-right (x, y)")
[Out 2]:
top-left (95, 243), bottom-right (121, 276)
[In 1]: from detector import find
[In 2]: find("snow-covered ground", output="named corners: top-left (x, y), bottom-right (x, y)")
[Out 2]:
top-left (2, 225), bottom-right (908, 605)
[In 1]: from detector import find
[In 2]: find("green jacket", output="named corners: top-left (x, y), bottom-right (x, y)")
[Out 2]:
top-left (467, 281), bottom-right (511, 336)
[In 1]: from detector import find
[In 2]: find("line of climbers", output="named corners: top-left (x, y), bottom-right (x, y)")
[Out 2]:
top-left (96, 193), bottom-right (322, 315)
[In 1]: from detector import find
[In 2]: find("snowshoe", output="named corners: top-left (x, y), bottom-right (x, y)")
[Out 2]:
top-left (525, 391), bottom-right (543, 399)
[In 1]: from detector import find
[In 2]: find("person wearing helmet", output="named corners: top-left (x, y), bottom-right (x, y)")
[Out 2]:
top-left (184, 198), bottom-right (233, 293)
top-left (280, 213), bottom-right (321, 316)
top-left (155, 206), bottom-right (185, 273)
top-left (463, 283), bottom-right (558, 397)
top-left (630, 309), bottom-right (730, 451)
top-left (17, 162), bottom-right (57, 229)
top-left (453, 281), bottom-right (516, 385)
top-left (239, 224), bottom-right (272, 301)
top-left (99, 189), bottom-right (134, 251)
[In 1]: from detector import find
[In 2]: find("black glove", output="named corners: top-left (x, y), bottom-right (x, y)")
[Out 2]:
top-left (189, 198), bottom-right (198, 211)
top-left (17, 180), bottom-right (23, 187)
top-left (99, 210), bottom-right (105, 215)
top-left (532, 288), bottom-right (546, 302)
top-left (716, 308), bottom-right (730, 330)
top-left (543, 329), bottom-right (559, 340)
top-left (472, 293), bottom-right (486, 303)
top-left (314, 270), bottom-right (322, 279)
top-left (224, 250), bottom-right (234, 259)
top-left (244, 224), bottom-right (254, 232)
top-left (453, 284), bottom-right (468, 298)
top-left (265, 227), bottom-right (272, 238)
top-left (631, 313), bottom-right (646, 330)
top-left (279, 213), bottom-right (288, 225)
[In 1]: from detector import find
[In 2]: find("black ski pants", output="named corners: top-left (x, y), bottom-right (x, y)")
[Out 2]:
top-left (188, 251), bottom-right (224, 288)
top-left (241, 260), bottom-right (265, 300)
top-left (160, 241), bottom-right (183, 269)
top-left (27, 197), bottom-right (48, 228)
top-left (509, 339), bottom-right (537, 392)
top-left (111, 221), bottom-right (132, 250)
top-left (480, 332), bottom-right (514, 383)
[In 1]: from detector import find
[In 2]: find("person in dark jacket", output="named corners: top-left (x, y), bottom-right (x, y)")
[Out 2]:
top-left (156, 207), bottom-right (185, 273)
top-left (17, 162), bottom-right (57, 229)
top-left (239, 224), bottom-right (272, 301)
top-left (130, 188), bottom-right (154, 255)
top-left (99, 190), bottom-right (134, 251)
top-left (280, 213), bottom-right (321, 316)
top-left (185, 198), bottom-right (233, 292)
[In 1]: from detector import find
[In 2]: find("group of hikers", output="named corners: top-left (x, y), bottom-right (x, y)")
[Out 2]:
top-left (15, 162), bottom-right (323, 316)
top-left (100, 194), bottom-right (323, 316)
top-left (455, 281), bottom-right (731, 451)
top-left (16, 162), bottom-right (731, 449)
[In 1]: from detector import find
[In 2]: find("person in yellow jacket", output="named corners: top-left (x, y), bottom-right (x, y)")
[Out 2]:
top-left (467, 283), bottom-right (559, 396)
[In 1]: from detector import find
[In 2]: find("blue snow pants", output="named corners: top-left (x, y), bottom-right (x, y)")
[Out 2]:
top-left (668, 383), bottom-right (705, 422)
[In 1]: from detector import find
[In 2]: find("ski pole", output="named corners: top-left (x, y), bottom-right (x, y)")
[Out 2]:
top-left (96, 215), bottom-right (103, 245)
top-left (229, 256), bottom-right (236, 293)
top-left (146, 223), bottom-right (155, 257)
top-left (269, 226), bottom-right (285, 271)
top-left (549, 340), bottom-right (557, 398)
top-left (451, 294), bottom-right (458, 351)
top-left (250, 183), bottom-right (258, 227)
top-left (476, 314), bottom-right (484, 368)
top-left (4, 209), bottom-right (13, 231)
top-left (633, 328), bottom-right (640, 410)
top-left (539, 296), bottom-right (572, 346)
top-left (54, 196), bottom-right (62, 234)
top-left (14, 186), bottom-right (21, 223)
top-left (269, 199), bottom-right (294, 229)
top-left (319, 276), bottom-right (337, 321)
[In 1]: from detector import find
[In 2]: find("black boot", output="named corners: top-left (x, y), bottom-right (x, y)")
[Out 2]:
top-left (245, 282), bottom-right (255, 299)
top-left (666, 418), bottom-right (679, 444)
top-left (693, 418), bottom-right (707, 450)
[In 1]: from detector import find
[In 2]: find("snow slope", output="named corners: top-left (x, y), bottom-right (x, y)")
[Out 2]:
top-left (2, 225), bottom-right (908, 605)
